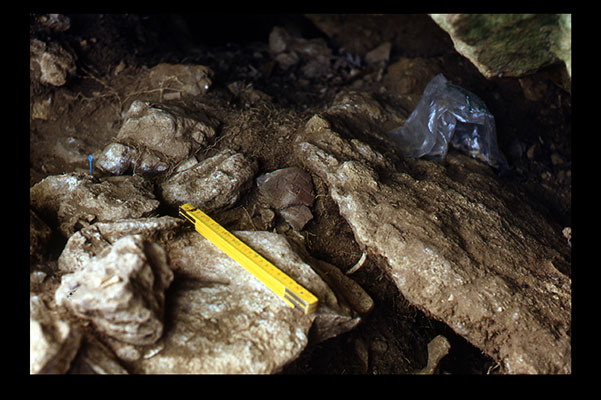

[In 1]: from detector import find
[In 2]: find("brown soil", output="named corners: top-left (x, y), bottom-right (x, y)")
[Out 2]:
top-left (30, 14), bottom-right (571, 374)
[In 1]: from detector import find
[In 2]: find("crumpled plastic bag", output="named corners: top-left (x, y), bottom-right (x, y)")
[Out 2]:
top-left (388, 74), bottom-right (507, 169)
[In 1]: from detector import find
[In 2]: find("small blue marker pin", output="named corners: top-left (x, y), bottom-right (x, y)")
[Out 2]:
top-left (88, 154), bottom-right (93, 175)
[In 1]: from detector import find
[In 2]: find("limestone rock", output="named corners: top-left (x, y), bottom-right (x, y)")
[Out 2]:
top-left (129, 230), bottom-right (369, 374)
top-left (149, 63), bottom-right (213, 97)
top-left (30, 172), bottom-right (160, 237)
top-left (117, 101), bottom-right (216, 159)
top-left (158, 149), bottom-right (257, 211)
top-left (429, 14), bottom-right (570, 78)
top-left (30, 38), bottom-right (76, 87)
top-left (294, 95), bottom-right (571, 374)
top-left (58, 216), bottom-right (184, 274)
top-left (55, 215), bottom-right (371, 373)
top-left (55, 235), bottom-right (174, 346)
top-left (416, 335), bottom-right (451, 374)
top-left (94, 142), bottom-right (144, 176)
top-left (30, 295), bottom-right (82, 374)
top-left (97, 100), bottom-right (219, 176)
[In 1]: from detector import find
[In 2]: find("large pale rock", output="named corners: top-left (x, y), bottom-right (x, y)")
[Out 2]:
top-left (294, 95), bottom-right (571, 374)
top-left (30, 295), bottom-right (82, 374)
top-left (130, 229), bottom-right (370, 374)
top-left (97, 100), bottom-right (219, 176)
top-left (430, 14), bottom-right (571, 78)
top-left (158, 149), bottom-right (257, 211)
top-left (30, 172), bottom-right (160, 237)
top-left (56, 218), bottom-right (371, 373)
top-left (58, 216), bottom-right (184, 274)
top-left (55, 235), bottom-right (174, 346)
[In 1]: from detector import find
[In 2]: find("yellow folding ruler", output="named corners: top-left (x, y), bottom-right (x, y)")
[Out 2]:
top-left (179, 203), bottom-right (318, 314)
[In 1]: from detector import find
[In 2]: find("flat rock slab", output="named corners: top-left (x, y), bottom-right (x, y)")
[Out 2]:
top-left (30, 172), bottom-right (160, 237)
top-left (97, 100), bottom-right (219, 176)
top-left (294, 98), bottom-right (571, 373)
top-left (134, 230), bottom-right (369, 373)
top-left (158, 148), bottom-right (257, 211)
top-left (57, 219), bottom-right (371, 374)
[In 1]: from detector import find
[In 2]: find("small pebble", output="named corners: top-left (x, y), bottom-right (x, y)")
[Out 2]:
top-left (551, 152), bottom-right (564, 166)
top-left (417, 335), bottom-right (451, 374)
top-left (526, 144), bottom-right (536, 160)
top-left (562, 227), bottom-right (571, 247)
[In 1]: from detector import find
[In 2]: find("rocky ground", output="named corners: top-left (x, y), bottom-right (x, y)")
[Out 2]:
top-left (30, 14), bottom-right (571, 374)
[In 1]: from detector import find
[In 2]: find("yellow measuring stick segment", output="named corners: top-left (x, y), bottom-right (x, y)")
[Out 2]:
top-left (179, 203), bottom-right (319, 314)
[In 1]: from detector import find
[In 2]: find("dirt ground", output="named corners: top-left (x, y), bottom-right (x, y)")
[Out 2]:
top-left (29, 14), bottom-right (571, 374)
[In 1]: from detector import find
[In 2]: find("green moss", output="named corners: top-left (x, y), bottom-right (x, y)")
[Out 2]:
top-left (431, 14), bottom-right (568, 78)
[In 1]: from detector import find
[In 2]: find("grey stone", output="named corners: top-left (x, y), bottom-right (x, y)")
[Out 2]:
top-left (30, 172), bottom-right (160, 237)
top-left (55, 235), bottom-right (174, 346)
top-left (416, 335), bottom-right (451, 374)
top-left (97, 100), bottom-right (219, 176)
top-left (158, 149), bottom-right (257, 211)
top-left (95, 142), bottom-right (136, 176)
top-left (430, 14), bottom-right (571, 78)
top-left (128, 229), bottom-right (369, 374)
top-left (294, 95), bottom-right (571, 374)
top-left (30, 295), bottom-right (82, 374)
top-left (55, 215), bottom-right (371, 373)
